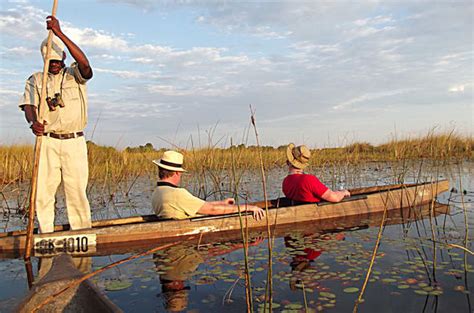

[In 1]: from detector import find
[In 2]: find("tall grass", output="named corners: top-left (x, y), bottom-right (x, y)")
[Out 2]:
top-left (0, 145), bottom-right (31, 185)
top-left (0, 131), bottom-right (472, 186)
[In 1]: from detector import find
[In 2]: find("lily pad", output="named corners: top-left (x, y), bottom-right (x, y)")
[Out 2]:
top-left (430, 290), bottom-right (443, 296)
top-left (284, 303), bottom-right (303, 309)
top-left (319, 292), bottom-right (336, 299)
top-left (343, 287), bottom-right (359, 293)
top-left (105, 280), bottom-right (133, 291)
top-left (414, 290), bottom-right (429, 296)
top-left (257, 302), bottom-right (281, 309)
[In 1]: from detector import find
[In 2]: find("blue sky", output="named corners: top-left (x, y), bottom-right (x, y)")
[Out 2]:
top-left (0, 0), bottom-right (472, 149)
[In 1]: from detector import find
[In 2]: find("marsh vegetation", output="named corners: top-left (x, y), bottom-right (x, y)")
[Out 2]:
top-left (0, 130), bottom-right (472, 312)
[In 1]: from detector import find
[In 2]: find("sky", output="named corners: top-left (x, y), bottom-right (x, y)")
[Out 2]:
top-left (0, 0), bottom-right (472, 149)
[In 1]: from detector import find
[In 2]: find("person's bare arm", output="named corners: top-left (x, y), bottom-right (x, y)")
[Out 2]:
top-left (208, 198), bottom-right (235, 205)
top-left (23, 105), bottom-right (46, 136)
top-left (197, 202), bottom-right (265, 220)
top-left (46, 16), bottom-right (92, 79)
top-left (320, 189), bottom-right (351, 203)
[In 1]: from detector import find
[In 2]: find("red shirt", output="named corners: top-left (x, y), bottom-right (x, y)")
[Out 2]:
top-left (282, 173), bottom-right (329, 203)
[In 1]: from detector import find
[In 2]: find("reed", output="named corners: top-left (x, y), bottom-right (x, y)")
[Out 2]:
top-left (0, 130), bottom-right (471, 224)
top-left (250, 108), bottom-right (273, 313)
top-left (0, 145), bottom-right (32, 185)
top-left (1, 131), bottom-right (470, 186)
top-left (230, 139), bottom-right (253, 313)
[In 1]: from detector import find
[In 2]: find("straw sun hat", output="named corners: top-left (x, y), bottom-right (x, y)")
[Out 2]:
top-left (286, 143), bottom-right (311, 169)
top-left (153, 150), bottom-right (186, 172)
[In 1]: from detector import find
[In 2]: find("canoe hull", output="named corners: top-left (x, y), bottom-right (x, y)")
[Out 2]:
top-left (15, 254), bottom-right (122, 313)
top-left (0, 180), bottom-right (449, 257)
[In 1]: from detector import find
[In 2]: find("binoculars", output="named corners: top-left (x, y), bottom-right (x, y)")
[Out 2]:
top-left (46, 93), bottom-right (65, 111)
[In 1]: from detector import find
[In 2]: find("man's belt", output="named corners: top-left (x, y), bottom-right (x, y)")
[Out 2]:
top-left (43, 132), bottom-right (84, 140)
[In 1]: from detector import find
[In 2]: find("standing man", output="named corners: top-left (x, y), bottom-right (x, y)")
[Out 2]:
top-left (283, 143), bottom-right (351, 204)
top-left (152, 150), bottom-right (265, 220)
top-left (19, 16), bottom-right (93, 233)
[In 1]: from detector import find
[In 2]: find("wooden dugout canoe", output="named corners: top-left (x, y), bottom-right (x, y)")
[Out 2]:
top-left (0, 201), bottom-right (450, 259)
top-left (0, 180), bottom-right (449, 257)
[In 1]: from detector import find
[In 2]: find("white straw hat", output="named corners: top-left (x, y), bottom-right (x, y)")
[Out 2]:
top-left (40, 36), bottom-right (65, 61)
top-left (153, 150), bottom-right (186, 172)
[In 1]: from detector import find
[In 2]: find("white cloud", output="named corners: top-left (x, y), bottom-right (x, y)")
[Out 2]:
top-left (65, 27), bottom-right (129, 51)
top-left (264, 80), bottom-right (294, 87)
top-left (1, 0), bottom-right (472, 146)
top-left (0, 5), bottom-right (47, 40)
top-left (449, 83), bottom-right (472, 93)
top-left (94, 67), bottom-right (161, 79)
top-left (6, 46), bottom-right (34, 55)
top-left (259, 112), bottom-right (320, 124)
top-left (333, 89), bottom-right (417, 111)
top-left (130, 57), bottom-right (154, 64)
top-left (0, 87), bottom-right (20, 96)
top-left (147, 81), bottom-right (240, 97)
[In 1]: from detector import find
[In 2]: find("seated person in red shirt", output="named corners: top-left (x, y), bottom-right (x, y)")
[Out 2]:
top-left (282, 143), bottom-right (350, 203)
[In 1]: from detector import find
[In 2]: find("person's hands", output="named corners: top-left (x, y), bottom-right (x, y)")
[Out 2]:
top-left (342, 190), bottom-right (351, 198)
top-left (46, 16), bottom-right (63, 36)
top-left (250, 206), bottom-right (265, 221)
top-left (30, 120), bottom-right (46, 136)
top-left (224, 198), bottom-right (235, 205)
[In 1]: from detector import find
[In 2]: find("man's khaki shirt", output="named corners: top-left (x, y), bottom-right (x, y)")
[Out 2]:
top-left (152, 185), bottom-right (205, 219)
top-left (19, 62), bottom-right (89, 134)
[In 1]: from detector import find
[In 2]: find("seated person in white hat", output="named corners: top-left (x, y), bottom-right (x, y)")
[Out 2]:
top-left (282, 143), bottom-right (350, 204)
top-left (152, 150), bottom-right (265, 220)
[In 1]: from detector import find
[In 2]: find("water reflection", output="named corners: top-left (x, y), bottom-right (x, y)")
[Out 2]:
top-left (1, 197), bottom-right (468, 313)
top-left (153, 239), bottom-right (264, 312)
top-left (285, 232), bottom-right (345, 291)
top-left (154, 245), bottom-right (201, 312)
top-left (36, 255), bottom-right (91, 281)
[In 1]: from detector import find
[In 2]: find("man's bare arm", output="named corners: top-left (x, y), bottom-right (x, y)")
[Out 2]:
top-left (46, 16), bottom-right (93, 79)
top-left (197, 202), bottom-right (265, 221)
top-left (320, 189), bottom-right (351, 203)
top-left (23, 105), bottom-right (45, 136)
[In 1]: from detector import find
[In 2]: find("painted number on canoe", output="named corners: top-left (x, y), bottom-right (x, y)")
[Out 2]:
top-left (34, 234), bottom-right (97, 253)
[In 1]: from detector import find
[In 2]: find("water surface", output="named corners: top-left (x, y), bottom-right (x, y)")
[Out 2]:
top-left (0, 161), bottom-right (472, 312)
